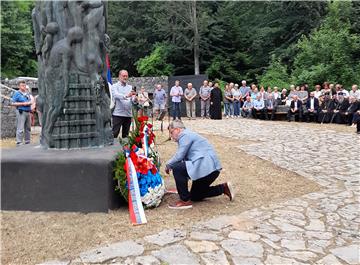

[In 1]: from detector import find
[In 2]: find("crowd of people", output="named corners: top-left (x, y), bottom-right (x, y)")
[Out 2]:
top-left (161, 80), bottom-right (360, 134)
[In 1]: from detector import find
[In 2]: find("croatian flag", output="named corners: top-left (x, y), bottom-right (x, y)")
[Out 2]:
top-left (106, 54), bottom-right (115, 109)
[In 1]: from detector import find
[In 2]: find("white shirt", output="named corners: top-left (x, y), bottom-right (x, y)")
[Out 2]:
top-left (310, 98), bottom-right (314, 110)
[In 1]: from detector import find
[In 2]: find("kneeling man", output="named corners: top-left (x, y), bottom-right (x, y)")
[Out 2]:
top-left (165, 120), bottom-right (234, 209)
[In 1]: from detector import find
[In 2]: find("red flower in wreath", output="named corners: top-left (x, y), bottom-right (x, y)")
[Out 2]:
top-left (135, 137), bottom-right (141, 143)
top-left (138, 116), bottom-right (149, 123)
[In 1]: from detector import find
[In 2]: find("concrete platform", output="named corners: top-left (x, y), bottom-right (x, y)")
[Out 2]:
top-left (1, 143), bottom-right (125, 212)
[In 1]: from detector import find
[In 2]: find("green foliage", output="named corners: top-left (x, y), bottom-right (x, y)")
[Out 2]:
top-left (1, 1), bottom-right (37, 78)
top-left (291, 1), bottom-right (360, 87)
top-left (113, 152), bottom-right (128, 201)
top-left (258, 55), bottom-right (290, 89)
top-left (135, 43), bottom-right (174, 77)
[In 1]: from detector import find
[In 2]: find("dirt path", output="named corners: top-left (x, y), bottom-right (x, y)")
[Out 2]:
top-left (1, 130), bottom-right (320, 265)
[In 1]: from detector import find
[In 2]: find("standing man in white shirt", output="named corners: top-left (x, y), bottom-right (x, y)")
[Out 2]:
top-left (170, 80), bottom-right (183, 120)
top-left (110, 70), bottom-right (136, 139)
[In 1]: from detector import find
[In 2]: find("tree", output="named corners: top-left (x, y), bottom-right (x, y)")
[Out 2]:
top-left (1, 1), bottom-right (37, 78)
top-left (291, 1), bottom-right (360, 87)
top-left (258, 55), bottom-right (290, 89)
top-left (135, 43), bottom-right (174, 76)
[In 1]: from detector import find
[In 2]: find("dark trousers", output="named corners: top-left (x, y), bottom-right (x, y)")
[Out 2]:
top-left (172, 102), bottom-right (181, 120)
top-left (252, 108), bottom-right (267, 120)
top-left (112, 116), bottom-right (131, 138)
top-left (287, 110), bottom-right (302, 121)
top-left (172, 161), bottom-right (224, 201)
top-left (305, 111), bottom-right (318, 122)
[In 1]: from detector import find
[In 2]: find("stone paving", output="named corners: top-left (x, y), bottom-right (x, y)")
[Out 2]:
top-left (40, 119), bottom-right (360, 265)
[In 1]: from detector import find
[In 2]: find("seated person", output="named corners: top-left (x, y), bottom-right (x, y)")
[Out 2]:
top-left (345, 96), bottom-right (360, 126)
top-left (280, 88), bottom-right (288, 105)
top-left (287, 95), bottom-right (303, 122)
top-left (305, 92), bottom-right (319, 122)
top-left (165, 120), bottom-right (234, 209)
top-left (265, 93), bottom-right (277, 120)
top-left (241, 96), bottom-right (253, 118)
top-left (252, 94), bottom-right (267, 119)
top-left (332, 94), bottom-right (350, 124)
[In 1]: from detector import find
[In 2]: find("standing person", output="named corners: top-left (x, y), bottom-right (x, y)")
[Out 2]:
top-left (232, 84), bottom-right (241, 118)
top-left (239, 80), bottom-right (250, 107)
top-left (184, 83), bottom-right (197, 120)
top-left (210, 82), bottom-right (223, 120)
top-left (165, 120), bottom-right (234, 209)
top-left (314, 85), bottom-right (322, 99)
top-left (26, 85), bottom-right (36, 127)
top-left (153, 84), bottom-right (167, 120)
top-left (137, 86), bottom-right (150, 116)
top-left (170, 80), bottom-right (183, 120)
top-left (199, 80), bottom-right (211, 119)
top-left (111, 70), bottom-right (136, 139)
top-left (223, 84), bottom-right (234, 118)
top-left (11, 80), bottom-right (32, 146)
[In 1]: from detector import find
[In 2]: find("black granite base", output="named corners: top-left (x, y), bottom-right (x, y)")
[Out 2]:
top-left (1, 143), bottom-right (125, 212)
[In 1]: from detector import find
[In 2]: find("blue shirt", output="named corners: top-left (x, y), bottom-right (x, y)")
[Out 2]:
top-left (253, 99), bottom-right (264, 109)
top-left (240, 86), bottom-right (250, 98)
top-left (11, 91), bottom-right (31, 111)
top-left (170, 86), bottom-right (183, 103)
top-left (243, 101), bottom-right (253, 109)
top-left (153, 89), bottom-right (167, 105)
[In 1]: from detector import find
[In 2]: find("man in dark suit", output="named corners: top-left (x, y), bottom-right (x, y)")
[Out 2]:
top-left (342, 96), bottom-right (359, 125)
top-left (265, 94), bottom-right (277, 120)
top-left (305, 91), bottom-right (319, 122)
top-left (287, 95), bottom-right (303, 122)
top-left (332, 94), bottom-right (350, 124)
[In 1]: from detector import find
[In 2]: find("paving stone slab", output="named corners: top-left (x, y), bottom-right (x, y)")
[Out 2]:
top-left (221, 239), bottom-right (263, 258)
top-left (199, 250), bottom-right (229, 265)
top-left (228, 231), bottom-right (260, 241)
top-left (134, 255), bottom-right (161, 265)
top-left (232, 256), bottom-right (263, 265)
top-left (184, 240), bottom-right (219, 253)
top-left (281, 239), bottom-right (306, 251)
top-left (265, 254), bottom-right (307, 265)
top-left (152, 244), bottom-right (200, 265)
top-left (315, 254), bottom-right (343, 265)
top-left (79, 240), bottom-right (144, 263)
top-left (330, 245), bottom-right (360, 265)
top-left (190, 231), bottom-right (223, 241)
top-left (144, 229), bottom-right (186, 246)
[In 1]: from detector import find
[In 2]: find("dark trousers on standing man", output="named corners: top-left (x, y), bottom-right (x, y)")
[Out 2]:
top-left (112, 116), bottom-right (132, 138)
top-left (172, 102), bottom-right (181, 120)
top-left (172, 161), bottom-right (224, 202)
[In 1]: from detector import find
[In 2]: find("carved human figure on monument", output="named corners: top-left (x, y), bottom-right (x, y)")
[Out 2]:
top-left (33, 0), bottom-right (112, 148)
top-left (43, 26), bottom-right (84, 141)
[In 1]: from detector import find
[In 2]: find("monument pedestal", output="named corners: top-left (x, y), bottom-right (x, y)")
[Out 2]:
top-left (1, 143), bottom-right (125, 213)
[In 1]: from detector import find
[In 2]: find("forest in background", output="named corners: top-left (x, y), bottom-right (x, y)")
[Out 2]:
top-left (1, 1), bottom-right (360, 88)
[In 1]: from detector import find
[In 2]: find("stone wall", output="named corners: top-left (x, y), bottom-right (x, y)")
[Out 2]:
top-left (0, 76), bottom-right (168, 138)
top-left (1, 85), bottom-right (17, 138)
top-left (113, 76), bottom-right (169, 94)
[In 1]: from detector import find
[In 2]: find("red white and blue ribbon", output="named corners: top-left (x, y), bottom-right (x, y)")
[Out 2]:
top-left (125, 155), bottom-right (147, 225)
top-left (142, 125), bottom-right (149, 157)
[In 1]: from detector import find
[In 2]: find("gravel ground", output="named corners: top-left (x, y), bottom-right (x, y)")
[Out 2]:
top-left (1, 120), bottom-right (344, 264)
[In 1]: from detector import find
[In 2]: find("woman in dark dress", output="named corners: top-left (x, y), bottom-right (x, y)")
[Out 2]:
top-left (210, 82), bottom-right (223, 120)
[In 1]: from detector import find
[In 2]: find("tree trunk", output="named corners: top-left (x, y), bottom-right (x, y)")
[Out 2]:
top-left (191, 1), bottom-right (200, 75)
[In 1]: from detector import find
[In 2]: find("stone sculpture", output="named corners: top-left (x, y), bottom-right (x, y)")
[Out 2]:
top-left (32, 0), bottom-right (113, 148)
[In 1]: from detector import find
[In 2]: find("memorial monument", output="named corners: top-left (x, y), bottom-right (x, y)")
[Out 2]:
top-left (1, 1), bottom-right (121, 213)
top-left (32, 0), bottom-right (113, 149)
